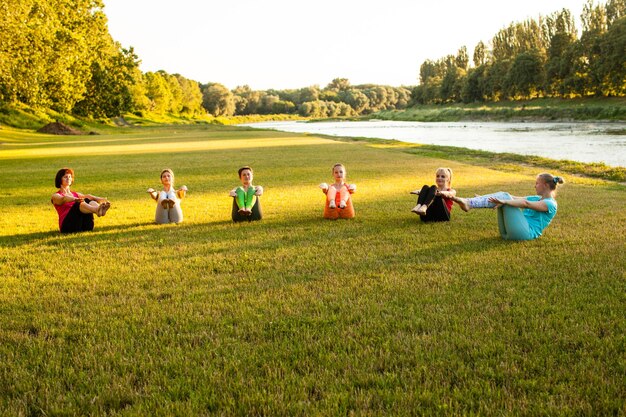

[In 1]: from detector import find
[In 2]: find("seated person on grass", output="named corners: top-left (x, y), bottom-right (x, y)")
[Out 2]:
top-left (440, 173), bottom-right (564, 241)
top-left (51, 168), bottom-right (110, 233)
top-left (147, 168), bottom-right (187, 224)
top-left (229, 166), bottom-right (263, 222)
top-left (410, 167), bottom-right (455, 222)
top-left (319, 163), bottom-right (356, 220)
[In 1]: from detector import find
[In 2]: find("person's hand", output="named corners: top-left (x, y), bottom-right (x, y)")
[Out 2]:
top-left (488, 196), bottom-right (504, 207)
top-left (147, 188), bottom-right (155, 193)
top-left (319, 182), bottom-right (328, 190)
top-left (180, 185), bottom-right (188, 191)
top-left (438, 190), bottom-right (453, 198)
top-left (229, 189), bottom-right (237, 197)
top-left (74, 197), bottom-right (84, 203)
top-left (348, 184), bottom-right (356, 192)
top-left (254, 185), bottom-right (263, 196)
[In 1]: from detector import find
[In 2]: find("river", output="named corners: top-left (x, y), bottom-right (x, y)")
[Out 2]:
top-left (239, 120), bottom-right (626, 167)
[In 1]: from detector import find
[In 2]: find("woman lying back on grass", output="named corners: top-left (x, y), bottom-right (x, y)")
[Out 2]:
top-left (440, 173), bottom-right (564, 240)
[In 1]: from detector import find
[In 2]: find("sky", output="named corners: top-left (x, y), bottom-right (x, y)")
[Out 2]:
top-left (103, 0), bottom-right (589, 91)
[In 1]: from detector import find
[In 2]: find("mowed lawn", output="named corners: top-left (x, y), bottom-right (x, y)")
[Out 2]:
top-left (0, 125), bottom-right (624, 416)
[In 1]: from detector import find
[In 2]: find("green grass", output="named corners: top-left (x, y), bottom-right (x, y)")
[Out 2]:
top-left (374, 97), bottom-right (626, 122)
top-left (1, 124), bottom-right (625, 416)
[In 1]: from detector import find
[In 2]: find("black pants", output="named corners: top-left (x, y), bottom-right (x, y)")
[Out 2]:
top-left (60, 200), bottom-right (95, 233)
top-left (416, 185), bottom-right (450, 223)
top-left (231, 197), bottom-right (263, 222)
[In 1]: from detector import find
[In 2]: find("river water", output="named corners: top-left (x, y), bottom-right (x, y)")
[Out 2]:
top-left (239, 120), bottom-right (626, 167)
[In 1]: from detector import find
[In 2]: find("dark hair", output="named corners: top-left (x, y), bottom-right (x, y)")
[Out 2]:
top-left (55, 168), bottom-right (74, 188)
top-left (238, 166), bottom-right (252, 178)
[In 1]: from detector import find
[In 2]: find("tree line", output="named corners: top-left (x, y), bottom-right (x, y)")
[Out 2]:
top-left (0, 0), bottom-right (410, 119)
top-left (413, 0), bottom-right (625, 104)
top-left (1, 0), bottom-right (623, 121)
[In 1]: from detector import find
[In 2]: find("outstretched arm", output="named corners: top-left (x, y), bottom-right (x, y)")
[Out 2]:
top-left (81, 193), bottom-right (107, 203)
top-left (147, 188), bottom-right (158, 201)
top-left (489, 196), bottom-right (548, 212)
top-left (51, 193), bottom-right (82, 205)
top-left (177, 185), bottom-right (188, 199)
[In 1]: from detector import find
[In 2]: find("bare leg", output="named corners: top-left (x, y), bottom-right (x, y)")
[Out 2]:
top-left (327, 187), bottom-right (337, 209)
top-left (452, 196), bottom-right (470, 212)
top-left (338, 187), bottom-right (350, 209)
top-left (79, 201), bottom-right (100, 215)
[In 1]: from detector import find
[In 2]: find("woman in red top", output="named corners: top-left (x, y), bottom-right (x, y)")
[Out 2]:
top-left (410, 167), bottom-right (455, 222)
top-left (51, 168), bottom-right (110, 233)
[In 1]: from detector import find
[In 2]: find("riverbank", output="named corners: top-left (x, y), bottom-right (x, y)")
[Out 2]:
top-left (331, 135), bottom-right (626, 183)
top-left (242, 120), bottom-right (626, 181)
top-left (372, 97), bottom-right (626, 123)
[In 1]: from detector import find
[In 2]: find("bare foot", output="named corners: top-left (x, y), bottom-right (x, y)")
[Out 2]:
top-left (411, 204), bottom-right (421, 214)
top-left (99, 201), bottom-right (111, 217)
top-left (328, 200), bottom-right (336, 209)
top-left (409, 189), bottom-right (421, 195)
top-left (416, 205), bottom-right (427, 215)
top-left (451, 196), bottom-right (470, 212)
top-left (339, 200), bottom-right (346, 209)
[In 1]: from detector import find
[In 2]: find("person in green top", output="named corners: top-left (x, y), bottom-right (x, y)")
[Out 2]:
top-left (229, 166), bottom-right (263, 222)
top-left (440, 173), bottom-right (564, 240)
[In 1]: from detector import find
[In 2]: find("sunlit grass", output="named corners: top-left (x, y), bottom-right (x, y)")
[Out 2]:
top-left (0, 125), bottom-right (624, 416)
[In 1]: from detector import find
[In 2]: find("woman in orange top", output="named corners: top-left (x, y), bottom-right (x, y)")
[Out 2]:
top-left (319, 163), bottom-right (356, 219)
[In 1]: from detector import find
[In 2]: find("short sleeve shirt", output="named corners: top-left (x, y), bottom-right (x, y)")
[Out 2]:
top-left (523, 196), bottom-right (557, 238)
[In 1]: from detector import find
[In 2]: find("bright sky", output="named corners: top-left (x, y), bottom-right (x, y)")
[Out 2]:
top-left (103, 0), bottom-right (588, 90)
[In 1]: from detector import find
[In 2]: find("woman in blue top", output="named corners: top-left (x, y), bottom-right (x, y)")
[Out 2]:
top-left (440, 173), bottom-right (564, 240)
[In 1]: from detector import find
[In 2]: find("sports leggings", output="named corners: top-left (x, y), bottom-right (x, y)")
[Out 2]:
top-left (235, 186), bottom-right (257, 210)
top-left (416, 185), bottom-right (450, 222)
top-left (155, 190), bottom-right (183, 224)
top-left (468, 192), bottom-right (533, 240)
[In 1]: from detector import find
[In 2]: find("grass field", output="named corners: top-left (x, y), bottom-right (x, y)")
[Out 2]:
top-left (0, 124), bottom-right (624, 416)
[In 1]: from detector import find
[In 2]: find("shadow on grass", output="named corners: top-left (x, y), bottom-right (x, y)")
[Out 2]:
top-left (2, 187), bottom-right (537, 254)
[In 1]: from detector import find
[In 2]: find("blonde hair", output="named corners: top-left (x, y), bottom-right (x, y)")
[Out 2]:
top-left (538, 173), bottom-right (564, 195)
top-left (436, 167), bottom-right (452, 187)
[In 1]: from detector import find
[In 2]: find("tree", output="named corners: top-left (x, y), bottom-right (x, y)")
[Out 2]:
top-left (456, 46), bottom-right (469, 71)
top-left (473, 41), bottom-right (487, 67)
top-left (338, 89), bottom-right (370, 113)
top-left (202, 83), bottom-right (235, 116)
top-left (73, 45), bottom-right (142, 118)
top-left (325, 78), bottom-right (351, 91)
top-left (599, 16), bottom-right (626, 95)
top-left (506, 50), bottom-right (545, 98)
top-left (144, 72), bottom-right (172, 113)
top-left (544, 9), bottom-right (578, 96)
top-left (579, 0), bottom-right (609, 95)
top-left (176, 75), bottom-right (204, 116)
